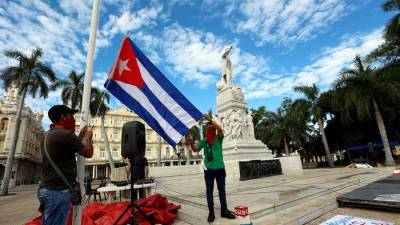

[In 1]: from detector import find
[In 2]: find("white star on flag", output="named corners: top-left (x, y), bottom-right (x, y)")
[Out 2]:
top-left (118, 58), bottom-right (131, 76)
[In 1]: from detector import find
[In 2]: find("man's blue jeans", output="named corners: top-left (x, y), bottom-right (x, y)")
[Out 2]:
top-left (37, 188), bottom-right (71, 225)
top-left (204, 168), bottom-right (227, 215)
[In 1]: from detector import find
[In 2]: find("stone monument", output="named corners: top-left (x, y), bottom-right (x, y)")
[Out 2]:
top-left (215, 46), bottom-right (281, 181)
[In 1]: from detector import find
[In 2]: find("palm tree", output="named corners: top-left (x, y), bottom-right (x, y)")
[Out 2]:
top-left (382, 0), bottom-right (400, 41)
top-left (367, 0), bottom-right (400, 62)
top-left (294, 84), bottom-right (334, 167)
top-left (334, 55), bottom-right (400, 165)
top-left (51, 71), bottom-right (84, 109)
top-left (89, 88), bottom-right (115, 170)
top-left (250, 106), bottom-right (270, 145)
top-left (264, 98), bottom-right (310, 155)
top-left (0, 49), bottom-right (56, 195)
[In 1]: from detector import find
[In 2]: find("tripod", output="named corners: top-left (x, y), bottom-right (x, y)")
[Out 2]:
top-left (113, 157), bottom-right (154, 225)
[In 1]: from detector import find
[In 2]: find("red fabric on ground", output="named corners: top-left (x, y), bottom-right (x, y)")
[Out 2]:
top-left (25, 194), bottom-right (181, 225)
top-left (153, 210), bottom-right (177, 225)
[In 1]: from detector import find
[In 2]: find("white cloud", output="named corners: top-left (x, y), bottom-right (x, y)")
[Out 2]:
top-left (26, 89), bottom-right (63, 128)
top-left (98, 3), bottom-right (163, 48)
top-left (0, 1), bottom-right (165, 127)
top-left (161, 25), bottom-right (224, 88)
top-left (0, 1), bottom-right (88, 74)
top-left (205, 0), bottom-right (354, 47)
top-left (133, 24), bottom-right (271, 92)
top-left (296, 28), bottom-right (384, 86)
top-left (0, 0), bottom-right (384, 123)
top-left (0, 0), bottom-right (94, 129)
top-left (244, 28), bottom-right (385, 99)
top-left (59, 0), bottom-right (92, 20)
top-left (92, 72), bottom-right (109, 89)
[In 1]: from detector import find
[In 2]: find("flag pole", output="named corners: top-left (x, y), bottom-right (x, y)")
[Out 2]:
top-left (73, 0), bottom-right (100, 224)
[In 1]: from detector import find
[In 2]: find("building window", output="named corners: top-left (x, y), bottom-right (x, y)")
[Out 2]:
top-left (166, 147), bottom-right (170, 157)
top-left (113, 130), bottom-right (119, 140)
top-left (180, 147), bottom-right (185, 156)
top-left (112, 149), bottom-right (118, 157)
top-left (146, 149), bottom-right (151, 158)
top-left (0, 118), bottom-right (8, 131)
top-left (100, 149), bottom-right (105, 159)
top-left (146, 132), bottom-right (151, 141)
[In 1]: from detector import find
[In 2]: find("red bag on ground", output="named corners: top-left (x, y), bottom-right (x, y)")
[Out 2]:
top-left (166, 202), bottom-right (181, 213)
top-left (26, 194), bottom-right (180, 225)
top-left (153, 210), bottom-right (177, 225)
top-left (25, 216), bottom-right (41, 225)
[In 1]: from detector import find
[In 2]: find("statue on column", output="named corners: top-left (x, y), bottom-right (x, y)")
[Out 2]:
top-left (221, 45), bottom-right (233, 86)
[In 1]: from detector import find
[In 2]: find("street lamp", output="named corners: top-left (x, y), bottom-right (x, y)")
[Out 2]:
top-left (176, 146), bottom-right (182, 166)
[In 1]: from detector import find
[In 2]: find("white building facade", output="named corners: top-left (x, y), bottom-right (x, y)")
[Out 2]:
top-left (75, 106), bottom-right (201, 180)
top-left (0, 86), bottom-right (44, 187)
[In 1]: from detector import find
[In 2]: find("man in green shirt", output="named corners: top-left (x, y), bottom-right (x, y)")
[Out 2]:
top-left (188, 114), bottom-right (235, 222)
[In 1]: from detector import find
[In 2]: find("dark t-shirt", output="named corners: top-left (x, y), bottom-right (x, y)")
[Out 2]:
top-left (40, 128), bottom-right (84, 190)
top-left (132, 157), bottom-right (148, 181)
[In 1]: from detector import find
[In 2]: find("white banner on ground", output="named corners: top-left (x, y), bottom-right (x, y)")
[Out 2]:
top-left (320, 215), bottom-right (393, 225)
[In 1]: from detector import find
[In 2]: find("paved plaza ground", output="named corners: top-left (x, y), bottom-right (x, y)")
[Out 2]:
top-left (155, 167), bottom-right (399, 225)
top-left (0, 167), bottom-right (399, 225)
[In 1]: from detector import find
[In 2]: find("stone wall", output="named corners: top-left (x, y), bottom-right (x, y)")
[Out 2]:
top-left (149, 164), bottom-right (203, 178)
top-left (278, 155), bottom-right (303, 174)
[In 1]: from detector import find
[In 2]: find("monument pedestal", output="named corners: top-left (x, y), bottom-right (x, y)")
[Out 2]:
top-left (222, 140), bottom-right (272, 161)
top-left (213, 47), bottom-right (302, 181)
top-left (223, 140), bottom-right (275, 181)
top-left (215, 84), bottom-right (281, 181)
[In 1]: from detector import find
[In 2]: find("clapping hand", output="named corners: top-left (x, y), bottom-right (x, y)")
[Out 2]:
top-left (78, 126), bottom-right (88, 140)
top-left (187, 134), bottom-right (194, 145)
top-left (203, 114), bottom-right (212, 122)
top-left (85, 127), bottom-right (93, 140)
top-left (78, 126), bottom-right (93, 141)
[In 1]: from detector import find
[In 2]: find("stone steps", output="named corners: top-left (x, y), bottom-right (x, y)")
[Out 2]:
top-left (250, 171), bottom-right (387, 220)
top-left (175, 202), bottom-right (236, 225)
top-left (172, 170), bottom-right (390, 225)
top-left (253, 171), bottom-right (390, 225)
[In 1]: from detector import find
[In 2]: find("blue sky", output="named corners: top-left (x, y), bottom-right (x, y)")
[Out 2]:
top-left (0, 0), bottom-right (393, 127)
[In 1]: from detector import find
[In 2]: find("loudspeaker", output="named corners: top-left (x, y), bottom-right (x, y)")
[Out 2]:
top-left (121, 121), bottom-right (146, 158)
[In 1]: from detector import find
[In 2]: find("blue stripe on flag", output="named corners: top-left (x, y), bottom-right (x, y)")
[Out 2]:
top-left (140, 83), bottom-right (189, 136)
top-left (129, 39), bottom-right (203, 121)
top-left (105, 79), bottom-right (178, 147)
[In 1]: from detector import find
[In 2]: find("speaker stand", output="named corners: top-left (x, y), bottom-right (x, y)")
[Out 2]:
top-left (113, 158), bottom-right (154, 225)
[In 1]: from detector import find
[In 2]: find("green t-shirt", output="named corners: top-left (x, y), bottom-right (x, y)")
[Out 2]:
top-left (197, 136), bottom-right (225, 170)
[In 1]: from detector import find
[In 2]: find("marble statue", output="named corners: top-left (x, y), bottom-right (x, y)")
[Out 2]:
top-left (245, 112), bottom-right (255, 139)
top-left (221, 45), bottom-right (233, 86)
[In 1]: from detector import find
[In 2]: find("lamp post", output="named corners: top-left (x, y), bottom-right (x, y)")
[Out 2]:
top-left (176, 146), bottom-right (182, 166)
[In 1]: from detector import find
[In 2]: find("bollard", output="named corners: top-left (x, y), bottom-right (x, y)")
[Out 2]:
top-left (234, 206), bottom-right (252, 225)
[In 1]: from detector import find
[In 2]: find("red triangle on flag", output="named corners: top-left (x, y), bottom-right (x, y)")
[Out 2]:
top-left (109, 37), bottom-right (145, 88)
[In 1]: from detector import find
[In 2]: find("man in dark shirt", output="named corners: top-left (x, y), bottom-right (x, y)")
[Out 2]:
top-left (38, 105), bottom-right (93, 225)
top-left (128, 156), bottom-right (149, 200)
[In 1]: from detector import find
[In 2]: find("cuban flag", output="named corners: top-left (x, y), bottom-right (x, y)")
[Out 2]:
top-left (104, 36), bottom-right (203, 147)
